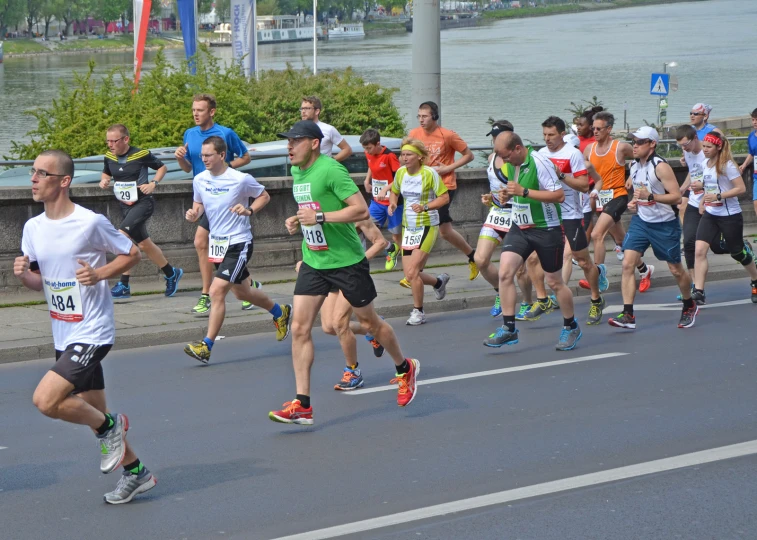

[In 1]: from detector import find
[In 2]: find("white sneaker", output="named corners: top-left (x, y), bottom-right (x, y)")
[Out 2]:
top-left (433, 273), bottom-right (450, 300)
top-left (406, 308), bottom-right (426, 326)
top-left (615, 245), bottom-right (625, 261)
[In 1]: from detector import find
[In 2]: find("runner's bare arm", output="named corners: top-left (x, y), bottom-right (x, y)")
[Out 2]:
top-left (185, 201), bottom-right (205, 222)
top-left (507, 182), bottom-right (564, 204)
top-left (14, 255), bottom-right (42, 291)
top-left (333, 139), bottom-right (353, 163)
top-left (99, 173), bottom-right (112, 189)
top-left (411, 191), bottom-right (449, 213)
top-left (739, 154), bottom-right (754, 174)
top-left (175, 144), bottom-right (192, 173)
top-left (583, 144), bottom-right (603, 192)
top-left (297, 192), bottom-right (369, 225)
top-left (76, 244), bottom-right (141, 286)
top-left (437, 146), bottom-right (474, 176)
top-left (357, 219), bottom-right (388, 261)
top-left (230, 153), bottom-right (251, 169)
top-left (363, 168), bottom-right (372, 193)
top-left (562, 173), bottom-right (590, 193)
top-left (680, 172), bottom-right (692, 193)
top-left (651, 162), bottom-right (682, 206)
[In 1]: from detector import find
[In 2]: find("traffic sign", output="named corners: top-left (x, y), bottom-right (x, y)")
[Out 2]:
top-left (650, 73), bottom-right (670, 96)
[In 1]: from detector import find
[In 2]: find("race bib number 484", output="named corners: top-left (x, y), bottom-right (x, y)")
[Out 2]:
top-left (43, 277), bottom-right (83, 322)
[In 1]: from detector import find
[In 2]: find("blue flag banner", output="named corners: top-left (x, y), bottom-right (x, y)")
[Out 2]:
top-left (177, 0), bottom-right (198, 72)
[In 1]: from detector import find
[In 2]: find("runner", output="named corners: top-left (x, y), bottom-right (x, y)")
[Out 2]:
top-left (174, 93), bottom-right (252, 314)
top-left (473, 120), bottom-right (533, 318)
top-left (360, 128), bottom-right (403, 270)
top-left (691, 131), bottom-right (757, 304)
top-left (408, 101), bottom-right (479, 281)
top-left (535, 116), bottom-right (606, 325)
top-left (483, 132), bottom-right (582, 351)
top-left (584, 111), bottom-right (654, 292)
top-left (269, 120), bottom-right (420, 424)
top-left (183, 136), bottom-right (292, 363)
top-left (99, 124), bottom-right (183, 298)
top-left (300, 95), bottom-right (353, 162)
top-left (738, 108), bottom-right (757, 217)
top-left (16, 149), bottom-right (155, 504)
top-left (689, 102), bottom-right (718, 140)
top-left (607, 127), bottom-right (697, 330)
top-left (387, 137), bottom-right (450, 326)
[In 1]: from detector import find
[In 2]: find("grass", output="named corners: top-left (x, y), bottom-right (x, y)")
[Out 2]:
top-left (363, 21), bottom-right (407, 35)
top-left (56, 35), bottom-right (178, 51)
top-left (2, 39), bottom-right (48, 54)
top-left (482, 0), bottom-right (707, 20)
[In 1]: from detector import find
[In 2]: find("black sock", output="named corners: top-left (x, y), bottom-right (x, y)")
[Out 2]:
top-left (387, 243), bottom-right (396, 253)
top-left (693, 288), bottom-right (704, 295)
top-left (591, 296), bottom-right (602, 304)
top-left (494, 288), bottom-right (499, 293)
top-left (122, 459), bottom-right (143, 474)
top-left (296, 394), bottom-right (310, 409)
top-left (396, 359), bottom-right (410, 374)
top-left (502, 315), bottom-right (515, 332)
top-left (415, 306), bottom-right (424, 313)
top-left (433, 278), bottom-right (442, 289)
top-left (563, 316), bottom-right (577, 329)
top-left (623, 304), bottom-right (634, 316)
top-left (682, 297), bottom-right (694, 309)
top-left (752, 280), bottom-right (757, 287)
top-left (467, 250), bottom-right (476, 263)
top-left (161, 264), bottom-right (174, 278)
top-left (537, 297), bottom-right (548, 304)
top-left (637, 262), bottom-right (648, 274)
top-left (96, 413), bottom-right (115, 436)
top-left (120, 275), bottom-right (130, 285)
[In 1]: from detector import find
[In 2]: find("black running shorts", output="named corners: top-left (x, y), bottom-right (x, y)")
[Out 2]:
top-left (215, 241), bottom-right (253, 284)
top-left (294, 258), bottom-right (377, 308)
top-left (502, 224), bottom-right (565, 274)
top-left (437, 188), bottom-right (456, 225)
top-left (119, 196), bottom-right (154, 244)
top-left (563, 218), bottom-right (589, 252)
top-left (53, 343), bottom-right (111, 394)
top-left (197, 213), bottom-right (211, 232)
top-left (696, 212), bottom-right (744, 252)
top-left (602, 195), bottom-right (629, 223)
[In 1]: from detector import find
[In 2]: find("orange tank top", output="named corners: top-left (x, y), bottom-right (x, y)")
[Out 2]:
top-left (590, 139), bottom-right (627, 197)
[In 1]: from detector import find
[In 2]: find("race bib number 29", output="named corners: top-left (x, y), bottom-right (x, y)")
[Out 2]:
top-left (114, 181), bottom-right (138, 205)
top-left (43, 277), bottom-right (83, 322)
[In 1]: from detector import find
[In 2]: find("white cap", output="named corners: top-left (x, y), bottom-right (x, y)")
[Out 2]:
top-left (630, 126), bottom-right (659, 142)
top-left (563, 134), bottom-right (580, 148)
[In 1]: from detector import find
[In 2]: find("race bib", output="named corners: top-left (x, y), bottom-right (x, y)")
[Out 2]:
top-left (299, 202), bottom-right (329, 251)
top-left (511, 202), bottom-right (533, 229)
top-left (690, 169), bottom-right (704, 193)
top-left (597, 189), bottom-right (614, 210)
top-left (402, 226), bottom-right (425, 250)
top-left (704, 184), bottom-right (723, 206)
top-left (114, 181), bottom-right (138, 204)
top-left (372, 180), bottom-right (388, 200)
top-left (208, 235), bottom-right (230, 263)
top-left (484, 205), bottom-right (512, 232)
top-left (43, 277), bottom-right (83, 322)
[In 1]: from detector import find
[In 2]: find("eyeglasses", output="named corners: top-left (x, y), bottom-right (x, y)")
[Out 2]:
top-left (632, 139), bottom-right (651, 146)
top-left (106, 136), bottom-right (125, 144)
top-left (29, 168), bottom-right (67, 179)
top-left (677, 139), bottom-right (694, 150)
top-left (592, 126), bottom-right (609, 132)
top-left (689, 112), bottom-right (705, 116)
top-left (299, 107), bottom-right (315, 111)
top-left (200, 153), bottom-right (219, 159)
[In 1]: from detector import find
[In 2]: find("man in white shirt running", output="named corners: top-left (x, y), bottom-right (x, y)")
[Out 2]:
top-left (299, 95), bottom-right (353, 162)
top-left (15, 149), bottom-right (155, 505)
top-left (184, 136), bottom-right (292, 364)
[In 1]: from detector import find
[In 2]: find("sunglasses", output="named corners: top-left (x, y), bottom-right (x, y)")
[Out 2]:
top-left (632, 139), bottom-right (651, 146)
top-left (689, 112), bottom-right (705, 116)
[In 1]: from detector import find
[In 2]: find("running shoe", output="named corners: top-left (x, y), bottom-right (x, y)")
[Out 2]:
top-left (406, 308), bottom-right (426, 326)
top-left (192, 294), bottom-right (211, 314)
top-left (274, 304), bottom-right (292, 341)
top-left (385, 243), bottom-right (400, 271)
top-left (691, 290), bottom-right (706, 306)
top-left (678, 304), bottom-right (699, 329)
top-left (614, 245), bottom-right (625, 261)
top-left (489, 296), bottom-right (502, 317)
top-left (608, 312), bottom-right (636, 329)
top-left (468, 260), bottom-right (479, 281)
top-left (597, 263), bottom-right (609, 293)
top-left (268, 399), bottom-right (313, 425)
top-left (676, 284), bottom-right (695, 302)
top-left (522, 296), bottom-right (558, 321)
top-left (184, 340), bottom-right (211, 363)
top-left (638, 264), bottom-right (655, 293)
top-left (390, 358), bottom-right (420, 407)
top-left (483, 326), bottom-right (519, 347)
top-left (744, 238), bottom-right (754, 263)
top-left (97, 413), bottom-right (128, 474)
top-left (111, 282), bottom-right (131, 299)
top-left (578, 279), bottom-right (590, 290)
top-left (399, 278), bottom-right (411, 289)
top-left (751, 281), bottom-right (757, 304)
top-left (434, 273), bottom-right (450, 300)
top-left (163, 268), bottom-right (184, 297)
top-left (556, 325), bottom-right (582, 351)
top-left (572, 259), bottom-right (579, 266)
top-left (514, 302), bottom-right (532, 321)
top-left (368, 336), bottom-right (385, 357)
top-left (104, 467), bottom-right (157, 505)
top-left (586, 296), bottom-right (606, 325)
top-left (334, 366), bottom-right (365, 391)
top-left (241, 281), bottom-right (263, 310)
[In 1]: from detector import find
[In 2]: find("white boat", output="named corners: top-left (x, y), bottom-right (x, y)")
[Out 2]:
top-left (208, 16), bottom-right (325, 47)
top-left (327, 22), bottom-right (365, 39)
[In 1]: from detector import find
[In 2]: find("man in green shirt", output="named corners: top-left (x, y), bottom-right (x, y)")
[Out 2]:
top-left (268, 121), bottom-right (420, 425)
top-left (484, 131), bottom-right (582, 352)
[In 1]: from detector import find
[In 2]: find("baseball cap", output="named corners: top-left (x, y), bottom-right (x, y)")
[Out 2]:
top-left (277, 120), bottom-right (324, 140)
top-left (563, 134), bottom-right (580, 148)
top-left (486, 120), bottom-right (514, 138)
top-left (630, 126), bottom-right (659, 142)
top-left (691, 103), bottom-right (713, 115)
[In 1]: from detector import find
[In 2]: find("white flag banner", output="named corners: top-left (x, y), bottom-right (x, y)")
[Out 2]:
top-left (231, 0), bottom-right (257, 78)
top-left (134, 0), bottom-right (143, 74)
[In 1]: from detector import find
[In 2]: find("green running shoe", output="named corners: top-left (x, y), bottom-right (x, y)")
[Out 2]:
top-left (192, 294), bottom-right (210, 315)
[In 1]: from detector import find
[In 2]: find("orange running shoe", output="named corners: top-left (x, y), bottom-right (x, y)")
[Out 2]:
top-left (638, 264), bottom-right (655, 293)
top-left (390, 358), bottom-right (420, 407)
top-left (268, 399), bottom-right (313, 425)
top-left (578, 279), bottom-right (590, 290)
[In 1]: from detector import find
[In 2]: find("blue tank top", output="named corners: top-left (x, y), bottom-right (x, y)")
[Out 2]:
top-left (695, 123), bottom-right (717, 140)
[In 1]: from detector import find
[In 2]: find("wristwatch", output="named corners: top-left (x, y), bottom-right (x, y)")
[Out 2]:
top-left (523, 188), bottom-right (530, 198)
top-left (716, 193), bottom-right (722, 201)
top-left (423, 204), bottom-right (429, 212)
top-left (647, 194), bottom-right (654, 202)
top-left (316, 212), bottom-right (325, 224)
top-left (246, 205), bottom-right (254, 215)
top-left (558, 172), bottom-right (566, 180)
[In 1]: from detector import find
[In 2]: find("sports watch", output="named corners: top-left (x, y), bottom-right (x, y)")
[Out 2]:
top-left (316, 212), bottom-right (325, 224)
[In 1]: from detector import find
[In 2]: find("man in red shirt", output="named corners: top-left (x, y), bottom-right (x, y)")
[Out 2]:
top-left (408, 101), bottom-right (477, 280)
top-left (361, 129), bottom-right (403, 270)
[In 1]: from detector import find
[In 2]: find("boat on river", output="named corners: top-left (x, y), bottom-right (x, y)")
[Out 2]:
top-left (327, 22), bottom-right (365, 39)
top-left (208, 16), bottom-right (325, 47)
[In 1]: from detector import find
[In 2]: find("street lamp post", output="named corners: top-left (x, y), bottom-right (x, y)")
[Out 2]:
top-left (658, 61), bottom-right (677, 128)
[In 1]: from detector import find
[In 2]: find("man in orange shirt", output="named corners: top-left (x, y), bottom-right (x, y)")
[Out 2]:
top-left (408, 102), bottom-right (478, 280)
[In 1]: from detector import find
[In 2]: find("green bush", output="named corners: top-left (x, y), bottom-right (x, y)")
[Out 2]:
top-left (7, 47), bottom-right (405, 159)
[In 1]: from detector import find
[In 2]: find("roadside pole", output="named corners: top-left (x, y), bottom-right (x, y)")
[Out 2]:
top-left (411, 0), bottom-right (441, 120)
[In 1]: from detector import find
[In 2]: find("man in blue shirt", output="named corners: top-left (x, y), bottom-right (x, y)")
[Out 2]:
top-left (689, 102), bottom-right (718, 140)
top-left (175, 93), bottom-right (251, 314)
top-left (738, 107), bottom-right (757, 216)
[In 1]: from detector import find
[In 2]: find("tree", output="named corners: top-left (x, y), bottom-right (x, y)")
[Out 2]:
top-left (91, 0), bottom-right (128, 34)
top-left (0, 0), bottom-right (25, 37)
top-left (40, 0), bottom-right (57, 37)
top-left (26, 0), bottom-right (44, 36)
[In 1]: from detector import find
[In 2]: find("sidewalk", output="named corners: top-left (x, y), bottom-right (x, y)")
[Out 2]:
top-left (1, 241), bottom-right (755, 364)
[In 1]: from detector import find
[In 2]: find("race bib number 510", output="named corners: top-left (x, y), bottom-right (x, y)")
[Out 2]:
top-left (43, 277), bottom-right (83, 322)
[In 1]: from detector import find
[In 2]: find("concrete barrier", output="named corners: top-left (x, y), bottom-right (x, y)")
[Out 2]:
top-left (0, 158), bottom-right (753, 293)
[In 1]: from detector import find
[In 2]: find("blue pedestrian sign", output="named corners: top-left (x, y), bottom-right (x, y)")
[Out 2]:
top-left (650, 73), bottom-right (670, 96)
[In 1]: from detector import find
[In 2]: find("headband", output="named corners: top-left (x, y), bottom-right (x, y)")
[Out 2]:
top-left (401, 144), bottom-right (423, 157)
top-left (703, 133), bottom-right (722, 148)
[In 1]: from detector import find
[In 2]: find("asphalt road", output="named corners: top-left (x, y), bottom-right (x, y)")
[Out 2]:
top-left (1, 278), bottom-right (756, 540)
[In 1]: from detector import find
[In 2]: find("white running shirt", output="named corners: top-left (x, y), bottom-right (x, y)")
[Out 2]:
top-left (316, 121), bottom-right (345, 157)
top-left (702, 160), bottom-right (742, 217)
top-left (684, 149), bottom-right (707, 208)
top-left (21, 204), bottom-right (133, 350)
top-left (628, 156), bottom-right (677, 223)
top-left (193, 167), bottom-right (266, 244)
top-left (538, 144), bottom-right (587, 220)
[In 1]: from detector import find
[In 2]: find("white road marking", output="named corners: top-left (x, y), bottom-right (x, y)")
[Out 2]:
top-left (269, 439), bottom-right (757, 540)
top-left (0, 446), bottom-right (7, 450)
top-left (347, 352), bottom-right (628, 396)
top-left (606, 299), bottom-right (754, 312)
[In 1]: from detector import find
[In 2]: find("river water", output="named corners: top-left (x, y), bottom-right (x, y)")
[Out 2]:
top-left (1, 0), bottom-right (754, 157)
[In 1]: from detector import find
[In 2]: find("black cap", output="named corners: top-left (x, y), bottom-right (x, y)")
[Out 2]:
top-left (486, 121), bottom-right (514, 138)
top-left (277, 120), bottom-right (324, 140)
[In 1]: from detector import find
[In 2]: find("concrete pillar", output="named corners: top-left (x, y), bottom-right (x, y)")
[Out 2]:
top-left (411, 0), bottom-right (441, 121)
